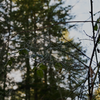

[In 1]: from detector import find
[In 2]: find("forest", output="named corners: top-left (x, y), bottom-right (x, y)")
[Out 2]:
top-left (0, 0), bottom-right (100, 100)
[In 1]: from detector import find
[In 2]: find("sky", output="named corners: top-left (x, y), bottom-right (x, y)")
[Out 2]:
top-left (56, 1), bottom-right (100, 99)
top-left (64, 0), bottom-right (100, 65)
top-left (64, 1), bottom-right (100, 99)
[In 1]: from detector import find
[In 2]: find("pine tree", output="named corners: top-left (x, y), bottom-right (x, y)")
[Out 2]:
top-left (0, 0), bottom-right (14, 99)
top-left (0, 0), bottom-right (88, 99)
top-left (10, 0), bottom-right (46, 99)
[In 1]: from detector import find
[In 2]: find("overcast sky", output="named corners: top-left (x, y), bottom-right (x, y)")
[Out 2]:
top-left (64, 0), bottom-right (100, 65)
top-left (63, 1), bottom-right (100, 99)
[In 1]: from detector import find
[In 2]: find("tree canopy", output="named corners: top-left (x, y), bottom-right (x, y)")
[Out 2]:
top-left (0, 0), bottom-right (90, 100)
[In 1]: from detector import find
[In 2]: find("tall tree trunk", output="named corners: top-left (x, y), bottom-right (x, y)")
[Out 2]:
top-left (3, 56), bottom-right (7, 100)
top-left (25, 13), bottom-right (30, 100)
top-left (3, 0), bottom-right (12, 98)
top-left (33, 13), bottom-right (38, 100)
top-left (25, 57), bottom-right (30, 100)
top-left (43, 22), bottom-right (47, 86)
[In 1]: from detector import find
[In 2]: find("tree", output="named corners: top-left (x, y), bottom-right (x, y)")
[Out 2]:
top-left (0, 0), bottom-right (14, 99)
top-left (0, 0), bottom-right (88, 99)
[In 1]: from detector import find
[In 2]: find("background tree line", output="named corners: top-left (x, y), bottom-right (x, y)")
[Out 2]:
top-left (0, 0), bottom-right (88, 100)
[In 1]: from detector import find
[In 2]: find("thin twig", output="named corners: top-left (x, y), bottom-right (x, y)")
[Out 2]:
top-left (83, 30), bottom-right (93, 39)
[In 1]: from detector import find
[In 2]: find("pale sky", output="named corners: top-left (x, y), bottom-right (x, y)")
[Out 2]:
top-left (64, 1), bottom-right (100, 97)
top-left (64, 0), bottom-right (100, 64)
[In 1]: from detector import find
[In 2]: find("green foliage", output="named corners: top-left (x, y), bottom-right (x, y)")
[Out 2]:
top-left (39, 63), bottom-right (47, 70)
top-left (19, 49), bottom-right (28, 55)
top-left (36, 68), bottom-right (44, 78)
top-left (94, 24), bottom-right (98, 31)
top-left (94, 18), bottom-right (100, 31)
top-left (0, 0), bottom-right (88, 100)
top-left (7, 57), bottom-right (15, 66)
